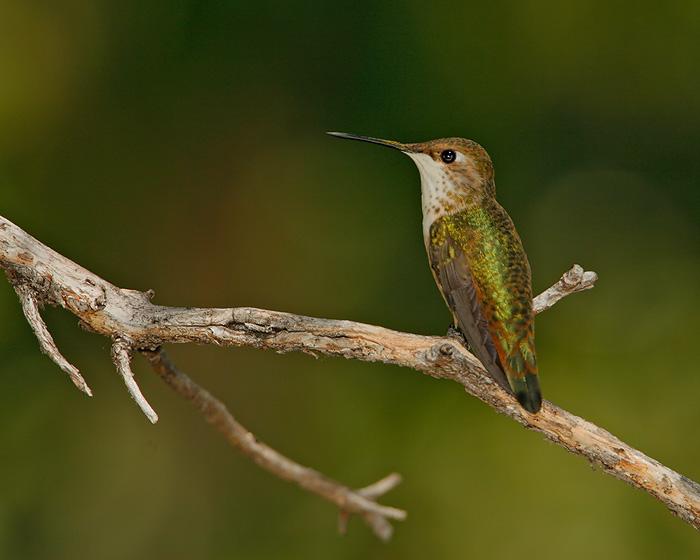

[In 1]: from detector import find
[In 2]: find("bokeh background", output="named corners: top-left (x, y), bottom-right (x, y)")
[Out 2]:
top-left (1, 2), bottom-right (699, 559)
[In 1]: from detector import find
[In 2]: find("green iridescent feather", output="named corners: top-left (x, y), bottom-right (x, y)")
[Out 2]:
top-left (429, 201), bottom-right (541, 413)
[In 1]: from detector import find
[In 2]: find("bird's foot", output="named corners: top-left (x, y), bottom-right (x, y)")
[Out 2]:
top-left (445, 323), bottom-right (464, 340)
top-left (445, 323), bottom-right (473, 352)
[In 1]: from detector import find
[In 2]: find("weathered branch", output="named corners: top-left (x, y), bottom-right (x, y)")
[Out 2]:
top-left (1, 214), bottom-right (698, 534)
top-left (0, 215), bottom-right (408, 536)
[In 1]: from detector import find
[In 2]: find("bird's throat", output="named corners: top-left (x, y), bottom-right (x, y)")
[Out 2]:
top-left (408, 152), bottom-right (477, 248)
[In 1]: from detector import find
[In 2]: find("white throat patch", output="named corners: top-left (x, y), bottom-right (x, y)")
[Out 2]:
top-left (407, 152), bottom-right (454, 245)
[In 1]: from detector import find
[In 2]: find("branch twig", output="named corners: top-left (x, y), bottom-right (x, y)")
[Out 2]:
top-left (1, 214), bottom-right (698, 534)
top-left (11, 279), bottom-right (92, 395)
top-left (532, 263), bottom-right (598, 312)
top-left (112, 338), bottom-right (158, 424)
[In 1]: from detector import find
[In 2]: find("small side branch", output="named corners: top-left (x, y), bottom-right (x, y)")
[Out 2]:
top-left (141, 347), bottom-right (406, 540)
top-left (112, 339), bottom-right (158, 424)
top-left (11, 279), bottom-right (92, 395)
top-left (533, 264), bottom-right (598, 313)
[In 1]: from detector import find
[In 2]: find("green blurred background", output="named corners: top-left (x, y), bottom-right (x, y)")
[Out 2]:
top-left (1, 1), bottom-right (699, 558)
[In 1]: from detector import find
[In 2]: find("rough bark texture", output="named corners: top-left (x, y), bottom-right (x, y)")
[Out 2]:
top-left (1, 214), bottom-right (698, 536)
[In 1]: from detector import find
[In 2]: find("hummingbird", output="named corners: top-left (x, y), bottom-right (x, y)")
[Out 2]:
top-left (328, 132), bottom-right (542, 413)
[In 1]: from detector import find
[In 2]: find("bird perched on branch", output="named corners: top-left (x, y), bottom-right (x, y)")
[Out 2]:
top-left (329, 132), bottom-right (542, 413)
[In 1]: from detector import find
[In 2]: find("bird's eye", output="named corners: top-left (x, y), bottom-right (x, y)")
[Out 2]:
top-left (440, 150), bottom-right (456, 164)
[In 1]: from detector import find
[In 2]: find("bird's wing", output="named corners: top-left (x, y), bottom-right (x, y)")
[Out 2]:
top-left (428, 231), bottom-right (512, 393)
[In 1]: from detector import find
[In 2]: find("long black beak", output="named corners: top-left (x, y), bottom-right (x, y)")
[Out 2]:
top-left (327, 132), bottom-right (415, 152)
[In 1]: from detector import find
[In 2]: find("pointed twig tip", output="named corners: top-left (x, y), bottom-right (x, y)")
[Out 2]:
top-left (112, 339), bottom-right (159, 423)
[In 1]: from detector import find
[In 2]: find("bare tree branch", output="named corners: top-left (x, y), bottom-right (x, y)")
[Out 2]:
top-left (141, 347), bottom-right (405, 540)
top-left (1, 214), bottom-right (698, 534)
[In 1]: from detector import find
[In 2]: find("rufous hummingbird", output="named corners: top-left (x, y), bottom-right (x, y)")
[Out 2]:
top-left (329, 132), bottom-right (542, 413)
